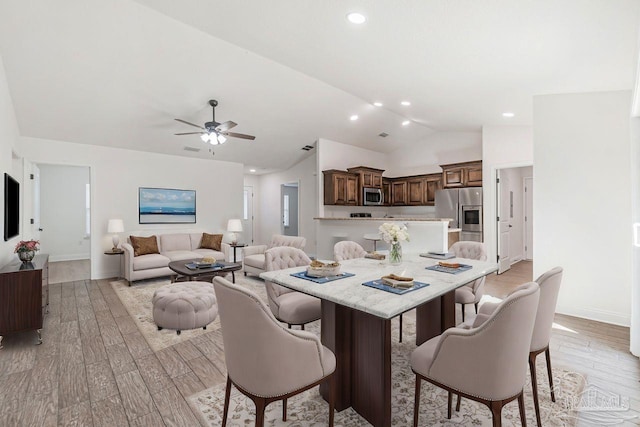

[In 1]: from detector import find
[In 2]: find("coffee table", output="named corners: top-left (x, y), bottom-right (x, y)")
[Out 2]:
top-left (168, 259), bottom-right (242, 284)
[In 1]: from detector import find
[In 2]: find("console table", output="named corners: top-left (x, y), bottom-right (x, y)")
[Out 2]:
top-left (0, 254), bottom-right (49, 348)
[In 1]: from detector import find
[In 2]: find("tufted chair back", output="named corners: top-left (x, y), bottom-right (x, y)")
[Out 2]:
top-left (333, 241), bottom-right (367, 262)
top-left (531, 267), bottom-right (563, 352)
top-left (450, 241), bottom-right (488, 301)
top-left (264, 247), bottom-right (312, 318)
top-left (268, 234), bottom-right (306, 250)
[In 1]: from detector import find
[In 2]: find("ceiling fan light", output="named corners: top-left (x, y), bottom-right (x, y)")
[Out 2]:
top-left (217, 134), bottom-right (227, 144)
top-left (200, 133), bottom-right (210, 142)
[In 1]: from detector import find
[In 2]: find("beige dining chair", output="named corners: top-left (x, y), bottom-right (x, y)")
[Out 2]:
top-left (411, 281), bottom-right (540, 427)
top-left (449, 241), bottom-right (488, 322)
top-left (333, 240), bottom-right (367, 262)
top-left (264, 246), bottom-right (321, 329)
top-left (460, 266), bottom-right (563, 427)
top-left (212, 277), bottom-right (336, 427)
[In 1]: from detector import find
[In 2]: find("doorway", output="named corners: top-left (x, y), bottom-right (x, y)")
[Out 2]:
top-left (496, 166), bottom-right (533, 274)
top-left (243, 185), bottom-right (254, 244)
top-left (281, 182), bottom-right (299, 236)
top-left (37, 164), bottom-right (91, 283)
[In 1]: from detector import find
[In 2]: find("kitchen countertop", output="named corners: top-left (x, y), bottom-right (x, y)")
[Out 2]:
top-left (448, 228), bottom-right (462, 232)
top-left (314, 217), bottom-right (452, 221)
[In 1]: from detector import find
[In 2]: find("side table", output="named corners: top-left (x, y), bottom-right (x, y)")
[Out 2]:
top-left (229, 243), bottom-right (246, 263)
top-left (105, 249), bottom-right (125, 279)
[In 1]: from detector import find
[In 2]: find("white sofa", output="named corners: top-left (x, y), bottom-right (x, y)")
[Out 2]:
top-left (121, 232), bottom-right (230, 284)
top-left (242, 234), bottom-right (306, 277)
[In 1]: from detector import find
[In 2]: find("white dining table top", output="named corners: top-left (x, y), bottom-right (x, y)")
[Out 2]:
top-left (259, 254), bottom-right (498, 320)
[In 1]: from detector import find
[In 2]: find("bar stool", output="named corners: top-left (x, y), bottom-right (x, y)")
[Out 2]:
top-left (363, 233), bottom-right (381, 252)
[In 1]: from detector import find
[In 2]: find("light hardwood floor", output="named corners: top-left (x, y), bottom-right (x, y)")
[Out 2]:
top-left (0, 263), bottom-right (637, 426)
top-left (49, 260), bottom-right (91, 284)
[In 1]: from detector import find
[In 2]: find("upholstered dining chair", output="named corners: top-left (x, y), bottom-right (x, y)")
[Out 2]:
top-left (243, 234), bottom-right (307, 277)
top-left (411, 281), bottom-right (540, 427)
top-left (212, 277), bottom-right (336, 427)
top-left (333, 240), bottom-right (407, 343)
top-left (264, 246), bottom-right (321, 329)
top-left (462, 266), bottom-right (563, 427)
top-left (449, 241), bottom-right (488, 322)
top-left (333, 240), bottom-right (367, 262)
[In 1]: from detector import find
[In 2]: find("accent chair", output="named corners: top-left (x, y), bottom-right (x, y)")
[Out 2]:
top-left (411, 281), bottom-right (540, 427)
top-left (264, 246), bottom-right (321, 329)
top-left (242, 234), bottom-right (306, 277)
top-left (212, 276), bottom-right (336, 427)
top-left (333, 240), bottom-right (367, 262)
top-left (449, 241), bottom-right (488, 322)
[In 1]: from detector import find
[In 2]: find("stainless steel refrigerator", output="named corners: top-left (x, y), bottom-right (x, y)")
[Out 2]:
top-left (435, 188), bottom-right (483, 242)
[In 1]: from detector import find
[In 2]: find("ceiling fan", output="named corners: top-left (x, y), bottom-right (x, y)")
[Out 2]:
top-left (174, 99), bottom-right (256, 145)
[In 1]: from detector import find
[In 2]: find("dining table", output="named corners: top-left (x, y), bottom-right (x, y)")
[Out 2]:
top-left (260, 254), bottom-right (498, 427)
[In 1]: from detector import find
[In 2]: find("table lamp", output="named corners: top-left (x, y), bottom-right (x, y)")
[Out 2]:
top-left (107, 219), bottom-right (124, 251)
top-left (227, 219), bottom-right (243, 245)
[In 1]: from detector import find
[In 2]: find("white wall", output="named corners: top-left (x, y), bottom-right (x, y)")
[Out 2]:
top-left (20, 137), bottom-right (244, 279)
top-left (0, 54), bottom-right (22, 266)
top-left (386, 131), bottom-right (482, 177)
top-left (243, 174), bottom-right (260, 245)
top-left (257, 154), bottom-right (317, 255)
top-left (38, 164), bottom-right (91, 261)
top-left (482, 126), bottom-right (534, 264)
top-left (534, 91), bottom-right (632, 326)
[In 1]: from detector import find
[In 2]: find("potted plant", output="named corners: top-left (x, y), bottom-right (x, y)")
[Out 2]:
top-left (14, 239), bottom-right (40, 263)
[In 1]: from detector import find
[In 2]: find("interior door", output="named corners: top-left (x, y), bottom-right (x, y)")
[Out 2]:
top-left (524, 177), bottom-right (533, 260)
top-left (31, 163), bottom-right (42, 241)
top-left (242, 186), bottom-right (254, 244)
top-left (497, 170), bottom-right (512, 274)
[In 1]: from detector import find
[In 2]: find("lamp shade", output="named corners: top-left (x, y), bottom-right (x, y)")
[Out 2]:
top-left (107, 219), bottom-right (124, 233)
top-left (227, 219), bottom-right (243, 232)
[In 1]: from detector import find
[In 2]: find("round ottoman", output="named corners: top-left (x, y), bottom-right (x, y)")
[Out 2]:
top-left (152, 281), bottom-right (218, 335)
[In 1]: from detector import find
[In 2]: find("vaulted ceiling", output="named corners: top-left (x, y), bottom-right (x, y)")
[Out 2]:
top-left (0, 1), bottom-right (638, 173)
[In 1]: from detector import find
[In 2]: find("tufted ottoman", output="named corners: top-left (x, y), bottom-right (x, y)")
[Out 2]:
top-left (152, 281), bottom-right (218, 335)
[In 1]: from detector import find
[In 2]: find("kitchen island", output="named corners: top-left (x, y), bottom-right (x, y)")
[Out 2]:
top-left (314, 217), bottom-right (453, 259)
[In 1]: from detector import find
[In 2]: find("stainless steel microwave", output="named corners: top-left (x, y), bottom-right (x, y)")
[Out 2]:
top-left (363, 187), bottom-right (383, 205)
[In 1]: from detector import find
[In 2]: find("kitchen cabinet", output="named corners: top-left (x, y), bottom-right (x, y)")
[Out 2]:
top-left (407, 177), bottom-right (424, 205)
top-left (323, 170), bottom-right (359, 205)
top-left (424, 173), bottom-right (442, 205)
top-left (391, 180), bottom-right (407, 205)
top-left (441, 161), bottom-right (483, 188)
top-left (0, 254), bottom-right (49, 346)
top-left (347, 166), bottom-right (384, 188)
top-left (382, 179), bottom-right (391, 206)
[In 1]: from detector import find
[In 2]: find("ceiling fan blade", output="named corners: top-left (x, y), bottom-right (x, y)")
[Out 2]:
top-left (174, 118), bottom-right (205, 130)
top-left (174, 132), bottom-right (204, 135)
top-left (223, 131), bottom-right (256, 140)
top-left (215, 121), bottom-right (237, 132)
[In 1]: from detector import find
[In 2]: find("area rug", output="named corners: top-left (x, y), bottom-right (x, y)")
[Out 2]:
top-left (110, 275), bottom-right (269, 352)
top-left (188, 318), bottom-right (584, 427)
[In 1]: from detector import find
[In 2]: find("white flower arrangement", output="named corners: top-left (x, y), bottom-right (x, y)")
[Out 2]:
top-left (378, 222), bottom-right (410, 244)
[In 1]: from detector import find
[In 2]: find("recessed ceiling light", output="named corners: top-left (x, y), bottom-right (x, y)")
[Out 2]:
top-left (346, 12), bottom-right (366, 24)
top-left (373, 102), bottom-right (383, 107)
top-left (502, 112), bottom-right (515, 118)
top-left (249, 169), bottom-right (256, 173)
top-left (402, 120), bottom-right (410, 126)
top-left (401, 101), bottom-right (411, 106)
top-left (350, 115), bottom-right (359, 121)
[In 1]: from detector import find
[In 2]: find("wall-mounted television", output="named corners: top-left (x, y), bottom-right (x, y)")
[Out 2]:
top-left (4, 173), bottom-right (19, 241)
top-left (139, 187), bottom-right (196, 224)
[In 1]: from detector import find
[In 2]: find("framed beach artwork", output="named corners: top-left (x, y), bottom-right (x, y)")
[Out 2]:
top-left (138, 187), bottom-right (196, 224)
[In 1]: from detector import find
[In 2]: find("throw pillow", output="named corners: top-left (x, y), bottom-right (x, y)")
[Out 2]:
top-left (200, 233), bottom-right (223, 251)
top-left (129, 235), bottom-right (159, 257)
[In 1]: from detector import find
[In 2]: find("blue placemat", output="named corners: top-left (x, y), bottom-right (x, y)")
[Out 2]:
top-left (185, 262), bottom-right (226, 270)
top-left (362, 280), bottom-right (430, 295)
top-left (290, 271), bottom-right (355, 284)
top-left (425, 264), bottom-right (472, 274)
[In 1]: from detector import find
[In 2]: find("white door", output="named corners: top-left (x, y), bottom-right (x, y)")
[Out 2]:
top-left (31, 163), bottom-right (42, 241)
top-left (497, 170), bottom-right (512, 274)
top-left (242, 186), bottom-right (254, 244)
top-left (524, 177), bottom-right (533, 260)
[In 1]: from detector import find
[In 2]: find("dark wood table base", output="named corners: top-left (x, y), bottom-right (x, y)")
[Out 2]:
top-left (319, 290), bottom-right (456, 427)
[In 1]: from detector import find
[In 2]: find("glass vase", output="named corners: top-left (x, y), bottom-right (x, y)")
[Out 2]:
top-left (18, 250), bottom-right (35, 263)
top-left (389, 241), bottom-right (402, 265)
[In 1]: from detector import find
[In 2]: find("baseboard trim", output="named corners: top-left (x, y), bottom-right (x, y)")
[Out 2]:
top-left (556, 304), bottom-right (630, 327)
